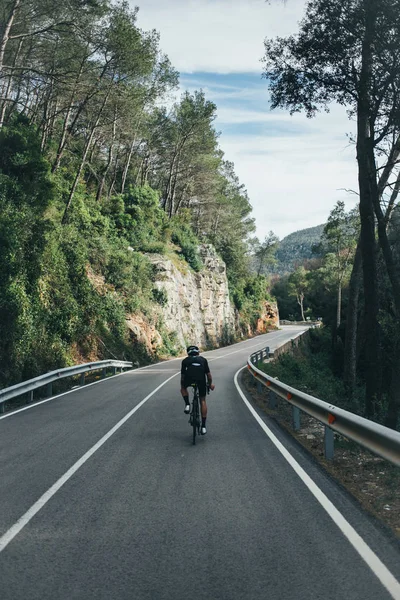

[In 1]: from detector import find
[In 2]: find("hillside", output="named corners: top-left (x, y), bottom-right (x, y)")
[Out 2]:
top-left (270, 224), bottom-right (324, 275)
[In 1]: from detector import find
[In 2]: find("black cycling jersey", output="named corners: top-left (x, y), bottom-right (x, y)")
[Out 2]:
top-left (181, 355), bottom-right (210, 383)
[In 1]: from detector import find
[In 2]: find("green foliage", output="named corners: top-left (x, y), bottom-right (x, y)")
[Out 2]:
top-left (156, 320), bottom-right (181, 357)
top-left (251, 231), bottom-right (279, 275)
top-left (0, 118), bottom-right (55, 383)
top-left (231, 274), bottom-right (269, 328)
top-left (170, 217), bottom-right (203, 271)
top-left (152, 288), bottom-right (168, 306)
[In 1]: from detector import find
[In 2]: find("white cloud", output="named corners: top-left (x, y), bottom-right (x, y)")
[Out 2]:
top-left (219, 108), bottom-right (359, 240)
top-left (135, 0), bottom-right (306, 74)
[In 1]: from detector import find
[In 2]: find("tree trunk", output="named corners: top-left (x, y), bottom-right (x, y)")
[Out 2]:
top-left (336, 282), bottom-right (342, 329)
top-left (0, 38), bottom-right (23, 127)
top-left (120, 117), bottom-right (142, 193)
top-left (121, 140), bottom-right (135, 194)
top-left (385, 357), bottom-right (400, 430)
top-left (377, 133), bottom-right (400, 198)
top-left (384, 171), bottom-right (400, 227)
top-left (163, 148), bottom-right (178, 212)
top-left (344, 242), bottom-right (362, 393)
top-left (96, 107), bottom-right (117, 202)
top-left (298, 294), bottom-right (305, 321)
top-left (356, 0), bottom-right (380, 418)
top-left (373, 197), bottom-right (400, 315)
top-left (107, 152), bottom-right (120, 199)
top-left (0, 0), bottom-right (20, 74)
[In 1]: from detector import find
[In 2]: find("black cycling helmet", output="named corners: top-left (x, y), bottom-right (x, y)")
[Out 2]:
top-left (187, 345), bottom-right (200, 356)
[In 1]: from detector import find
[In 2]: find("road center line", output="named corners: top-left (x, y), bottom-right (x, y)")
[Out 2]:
top-left (0, 372), bottom-right (179, 554)
top-left (234, 367), bottom-right (400, 600)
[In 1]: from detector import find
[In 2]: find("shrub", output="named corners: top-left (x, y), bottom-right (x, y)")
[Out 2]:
top-left (152, 288), bottom-right (168, 306)
top-left (170, 218), bottom-right (203, 271)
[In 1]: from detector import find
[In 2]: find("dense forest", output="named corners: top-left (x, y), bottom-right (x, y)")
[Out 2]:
top-left (264, 0), bottom-right (400, 430)
top-left (0, 0), bottom-right (270, 387)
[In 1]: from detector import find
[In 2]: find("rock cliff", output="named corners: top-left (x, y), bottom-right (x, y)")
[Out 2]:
top-left (125, 244), bottom-right (279, 356)
top-left (148, 244), bottom-right (236, 349)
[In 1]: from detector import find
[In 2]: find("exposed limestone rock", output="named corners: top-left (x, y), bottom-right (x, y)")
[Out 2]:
top-left (122, 244), bottom-right (279, 357)
top-left (126, 314), bottom-right (163, 355)
top-left (147, 244), bottom-right (236, 350)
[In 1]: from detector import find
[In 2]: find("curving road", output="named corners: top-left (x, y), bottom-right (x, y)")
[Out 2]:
top-left (1, 326), bottom-right (400, 600)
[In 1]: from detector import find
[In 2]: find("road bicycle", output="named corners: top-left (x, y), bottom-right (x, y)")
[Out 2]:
top-left (188, 383), bottom-right (209, 445)
top-left (188, 383), bottom-right (200, 445)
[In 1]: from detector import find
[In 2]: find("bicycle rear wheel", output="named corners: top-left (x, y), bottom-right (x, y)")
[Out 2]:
top-left (192, 390), bottom-right (199, 445)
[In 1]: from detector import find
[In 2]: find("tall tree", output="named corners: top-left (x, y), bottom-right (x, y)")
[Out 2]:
top-left (318, 202), bottom-right (359, 330)
top-left (252, 231), bottom-right (279, 276)
top-left (288, 266), bottom-right (309, 321)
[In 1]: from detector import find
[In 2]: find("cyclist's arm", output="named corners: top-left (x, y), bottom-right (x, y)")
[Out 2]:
top-left (206, 373), bottom-right (215, 391)
top-left (180, 359), bottom-right (186, 387)
top-left (204, 360), bottom-right (215, 390)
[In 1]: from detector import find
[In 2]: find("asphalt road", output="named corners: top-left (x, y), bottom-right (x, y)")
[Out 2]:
top-left (1, 326), bottom-right (400, 600)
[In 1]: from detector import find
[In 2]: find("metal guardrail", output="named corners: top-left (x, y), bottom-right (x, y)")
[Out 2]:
top-left (248, 348), bottom-right (400, 467)
top-left (280, 320), bottom-right (322, 327)
top-left (0, 360), bottom-right (132, 414)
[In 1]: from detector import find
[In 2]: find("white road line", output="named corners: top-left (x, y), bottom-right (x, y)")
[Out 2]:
top-left (234, 367), bottom-right (400, 600)
top-left (0, 372), bottom-right (179, 554)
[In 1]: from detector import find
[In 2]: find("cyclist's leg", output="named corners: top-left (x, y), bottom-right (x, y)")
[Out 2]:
top-left (199, 397), bottom-right (207, 418)
top-left (181, 382), bottom-right (190, 412)
top-left (198, 380), bottom-right (208, 432)
top-left (198, 379), bottom-right (207, 417)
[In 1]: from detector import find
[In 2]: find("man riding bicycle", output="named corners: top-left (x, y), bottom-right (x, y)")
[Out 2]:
top-left (181, 345), bottom-right (215, 435)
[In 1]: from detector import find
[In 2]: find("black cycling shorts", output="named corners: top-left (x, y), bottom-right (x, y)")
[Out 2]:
top-left (183, 378), bottom-right (207, 399)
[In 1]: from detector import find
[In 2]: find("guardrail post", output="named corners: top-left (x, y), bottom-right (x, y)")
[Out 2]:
top-left (112, 367), bottom-right (117, 376)
top-left (80, 373), bottom-right (85, 386)
top-left (0, 402), bottom-right (4, 414)
top-left (46, 383), bottom-right (52, 398)
top-left (292, 406), bottom-right (301, 431)
top-left (102, 368), bottom-right (107, 379)
top-left (324, 426), bottom-right (334, 460)
top-left (269, 391), bottom-right (277, 409)
top-left (27, 390), bottom-right (34, 404)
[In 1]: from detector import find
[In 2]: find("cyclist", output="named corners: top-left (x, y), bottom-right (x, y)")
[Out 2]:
top-left (181, 345), bottom-right (215, 435)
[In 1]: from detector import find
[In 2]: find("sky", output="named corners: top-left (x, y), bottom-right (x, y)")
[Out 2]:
top-left (133, 0), bottom-right (359, 240)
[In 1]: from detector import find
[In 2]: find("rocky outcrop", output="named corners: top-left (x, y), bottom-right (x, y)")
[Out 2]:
top-left (256, 301), bottom-right (280, 332)
top-left (148, 244), bottom-right (235, 350)
top-left (125, 313), bottom-right (163, 355)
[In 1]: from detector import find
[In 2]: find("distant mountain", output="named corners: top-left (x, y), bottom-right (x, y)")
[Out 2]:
top-left (268, 224), bottom-right (325, 275)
